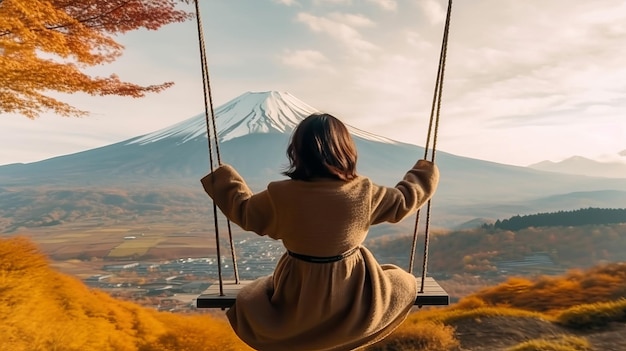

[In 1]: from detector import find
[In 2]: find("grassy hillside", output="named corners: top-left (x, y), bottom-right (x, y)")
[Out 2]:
top-left (373, 264), bottom-right (626, 351)
top-left (0, 237), bottom-right (251, 351)
top-left (2, 236), bottom-right (625, 351)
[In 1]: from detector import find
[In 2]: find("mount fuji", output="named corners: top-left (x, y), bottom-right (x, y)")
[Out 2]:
top-left (2, 91), bottom-right (626, 230)
top-left (129, 91), bottom-right (396, 146)
top-left (0, 91), bottom-right (401, 189)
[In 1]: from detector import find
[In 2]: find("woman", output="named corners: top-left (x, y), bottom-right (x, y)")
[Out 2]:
top-left (201, 113), bottom-right (439, 351)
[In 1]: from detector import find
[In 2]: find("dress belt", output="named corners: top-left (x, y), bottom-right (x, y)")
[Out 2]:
top-left (288, 247), bottom-right (359, 263)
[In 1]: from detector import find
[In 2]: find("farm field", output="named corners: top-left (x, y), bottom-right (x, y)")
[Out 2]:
top-left (8, 221), bottom-right (224, 276)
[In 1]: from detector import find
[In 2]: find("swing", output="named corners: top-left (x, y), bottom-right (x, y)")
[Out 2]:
top-left (195, 0), bottom-right (452, 309)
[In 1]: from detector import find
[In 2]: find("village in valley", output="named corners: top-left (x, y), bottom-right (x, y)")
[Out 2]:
top-left (79, 232), bottom-right (570, 313)
top-left (82, 237), bottom-right (285, 312)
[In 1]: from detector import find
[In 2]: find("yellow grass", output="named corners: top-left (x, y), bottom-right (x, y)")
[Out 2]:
top-left (556, 298), bottom-right (626, 329)
top-left (0, 236), bottom-right (252, 351)
top-left (367, 321), bottom-right (459, 351)
top-left (406, 303), bottom-right (550, 325)
top-left (505, 335), bottom-right (592, 351)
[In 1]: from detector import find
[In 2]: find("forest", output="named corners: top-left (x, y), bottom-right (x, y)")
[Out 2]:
top-left (487, 207), bottom-right (626, 231)
top-left (367, 210), bottom-right (626, 276)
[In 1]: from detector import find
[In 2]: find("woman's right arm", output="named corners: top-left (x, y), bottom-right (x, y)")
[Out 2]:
top-left (201, 164), bottom-right (278, 237)
top-left (369, 160), bottom-right (440, 225)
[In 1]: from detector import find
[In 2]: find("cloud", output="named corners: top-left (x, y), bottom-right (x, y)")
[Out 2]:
top-left (366, 0), bottom-right (397, 11)
top-left (417, 0), bottom-right (445, 25)
top-left (278, 49), bottom-right (332, 70)
top-left (438, 1), bottom-right (626, 130)
top-left (331, 53), bottom-right (438, 140)
top-left (273, 0), bottom-right (300, 5)
top-left (313, 0), bottom-right (396, 11)
top-left (405, 30), bottom-right (434, 50)
top-left (353, 54), bottom-right (425, 96)
top-left (296, 12), bottom-right (379, 57)
top-left (328, 12), bottom-right (376, 28)
top-left (313, 0), bottom-right (352, 5)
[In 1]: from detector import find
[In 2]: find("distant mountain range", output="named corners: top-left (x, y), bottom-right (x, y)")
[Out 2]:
top-left (1, 91), bottom-right (626, 231)
top-left (529, 155), bottom-right (626, 178)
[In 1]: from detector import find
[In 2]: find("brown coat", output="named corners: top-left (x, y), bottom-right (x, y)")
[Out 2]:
top-left (201, 160), bottom-right (439, 351)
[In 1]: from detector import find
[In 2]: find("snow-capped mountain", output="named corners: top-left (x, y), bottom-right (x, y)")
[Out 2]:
top-left (128, 91), bottom-right (398, 146)
top-left (2, 91), bottom-right (626, 229)
top-left (0, 91), bottom-right (403, 191)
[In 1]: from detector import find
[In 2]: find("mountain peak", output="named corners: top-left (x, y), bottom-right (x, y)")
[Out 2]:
top-left (128, 90), bottom-right (398, 146)
top-left (215, 91), bottom-right (317, 141)
top-left (128, 91), bottom-right (316, 145)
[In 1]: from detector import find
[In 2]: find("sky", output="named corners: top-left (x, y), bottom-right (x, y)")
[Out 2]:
top-left (2, 0), bottom-right (626, 167)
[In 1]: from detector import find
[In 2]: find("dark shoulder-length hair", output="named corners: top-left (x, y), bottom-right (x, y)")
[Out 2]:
top-left (283, 113), bottom-right (358, 181)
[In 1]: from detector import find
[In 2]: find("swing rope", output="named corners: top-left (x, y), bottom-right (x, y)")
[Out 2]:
top-left (193, 0), bottom-right (451, 299)
top-left (193, 0), bottom-right (240, 296)
top-left (408, 0), bottom-right (453, 295)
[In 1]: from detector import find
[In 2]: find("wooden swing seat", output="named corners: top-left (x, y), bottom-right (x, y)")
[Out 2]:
top-left (196, 277), bottom-right (449, 309)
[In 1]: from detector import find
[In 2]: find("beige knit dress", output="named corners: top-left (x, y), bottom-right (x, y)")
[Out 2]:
top-left (201, 160), bottom-right (439, 351)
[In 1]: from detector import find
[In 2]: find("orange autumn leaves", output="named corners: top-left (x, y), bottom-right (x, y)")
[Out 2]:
top-left (0, 0), bottom-right (193, 118)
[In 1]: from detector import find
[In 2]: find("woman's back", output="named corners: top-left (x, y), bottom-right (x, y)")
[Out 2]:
top-left (265, 176), bottom-right (371, 256)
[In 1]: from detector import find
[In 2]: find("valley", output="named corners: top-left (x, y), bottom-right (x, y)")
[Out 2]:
top-left (9, 212), bottom-right (626, 314)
